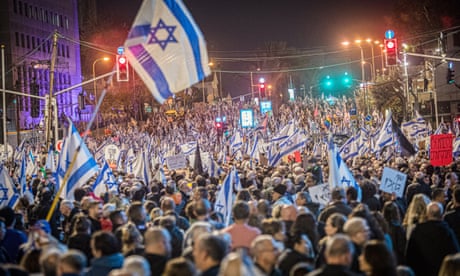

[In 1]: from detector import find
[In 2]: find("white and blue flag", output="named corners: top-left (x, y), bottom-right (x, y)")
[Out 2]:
top-left (93, 160), bottom-right (118, 197)
top-left (339, 135), bottom-right (358, 161)
top-left (328, 142), bottom-right (361, 201)
top-left (56, 120), bottom-right (98, 199)
top-left (214, 166), bottom-right (240, 226)
top-left (0, 164), bottom-right (19, 208)
top-left (401, 112), bottom-right (429, 139)
top-left (374, 110), bottom-right (394, 154)
top-left (124, 0), bottom-right (211, 103)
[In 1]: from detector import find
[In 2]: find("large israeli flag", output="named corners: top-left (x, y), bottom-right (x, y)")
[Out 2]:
top-left (328, 142), bottom-right (361, 201)
top-left (269, 131), bottom-right (308, 166)
top-left (0, 164), bottom-right (19, 208)
top-left (124, 0), bottom-right (211, 103)
top-left (339, 135), bottom-right (358, 161)
top-left (401, 112), bottom-right (429, 139)
top-left (56, 120), bottom-right (98, 199)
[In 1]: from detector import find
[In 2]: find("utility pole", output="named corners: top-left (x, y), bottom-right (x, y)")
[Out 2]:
top-left (46, 31), bottom-right (58, 149)
top-left (1, 45), bottom-right (6, 157)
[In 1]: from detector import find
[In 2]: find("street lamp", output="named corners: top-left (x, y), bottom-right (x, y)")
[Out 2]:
top-left (342, 40), bottom-right (368, 114)
top-left (92, 57), bottom-right (110, 131)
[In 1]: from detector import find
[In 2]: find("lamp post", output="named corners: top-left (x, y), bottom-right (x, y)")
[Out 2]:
top-left (366, 39), bottom-right (379, 81)
top-left (92, 57), bottom-right (110, 132)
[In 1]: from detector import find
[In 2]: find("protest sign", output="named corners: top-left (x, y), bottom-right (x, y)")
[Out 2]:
top-left (380, 167), bottom-right (407, 198)
top-left (166, 154), bottom-right (187, 170)
top-left (104, 144), bottom-right (120, 170)
top-left (430, 134), bottom-right (453, 166)
top-left (308, 183), bottom-right (331, 206)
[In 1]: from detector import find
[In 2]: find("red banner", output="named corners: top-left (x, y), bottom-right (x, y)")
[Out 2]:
top-left (430, 134), bottom-right (454, 166)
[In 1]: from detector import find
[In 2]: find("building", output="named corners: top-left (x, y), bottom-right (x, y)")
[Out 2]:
top-left (0, 0), bottom-right (82, 142)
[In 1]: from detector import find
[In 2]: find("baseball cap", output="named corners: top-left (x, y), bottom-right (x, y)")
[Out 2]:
top-left (35, 220), bottom-right (51, 234)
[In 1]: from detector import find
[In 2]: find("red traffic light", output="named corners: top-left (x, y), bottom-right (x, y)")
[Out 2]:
top-left (260, 84), bottom-right (265, 89)
top-left (215, 122), bottom-right (222, 128)
top-left (386, 40), bottom-right (395, 49)
top-left (118, 56), bottom-right (127, 65)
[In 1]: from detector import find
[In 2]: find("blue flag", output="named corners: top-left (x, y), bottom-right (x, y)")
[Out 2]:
top-left (328, 142), bottom-right (361, 201)
top-left (124, 0), bottom-right (211, 103)
top-left (93, 161), bottom-right (118, 197)
top-left (214, 167), bottom-right (241, 226)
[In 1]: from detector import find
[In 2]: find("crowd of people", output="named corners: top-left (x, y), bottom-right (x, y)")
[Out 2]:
top-left (1, 98), bottom-right (460, 276)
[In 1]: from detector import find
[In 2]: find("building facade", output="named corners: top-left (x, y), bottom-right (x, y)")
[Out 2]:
top-left (0, 0), bottom-right (82, 134)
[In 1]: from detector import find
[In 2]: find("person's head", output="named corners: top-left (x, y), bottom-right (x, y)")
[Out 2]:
top-left (88, 200), bottom-right (103, 220)
top-left (110, 209), bottom-right (128, 227)
top-left (193, 233), bottom-right (228, 271)
top-left (438, 253), bottom-right (460, 276)
top-left (261, 218), bottom-right (285, 242)
top-left (73, 214), bottom-right (91, 234)
top-left (0, 206), bottom-right (16, 228)
top-left (193, 199), bottom-right (211, 218)
top-left (250, 235), bottom-right (280, 269)
top-left (272, 184), bottom-right (287, 201)
top-left (122, 255), bottom-right (151, 276)
top-left (161, 197), bottom-right (176, 213)
top-left (91, 231), bottom-right (121, 258)
top-left (330, 187), bottom-right (346, 202)
top-left (291, 232), bottom-right (314, 258)
top-left (295, 191), bottom-right (312, 207)
top-left (280, 204), bottom-right (298, 222)
top-left (324, 234), bottom-right (354, 267)
top-left (163, 257), bottom-right (197, 276)
top-left (454, 187), bottom-right (460, 206)
top-left (432, 187), bottom-right (447, 205)
top-left (144, 226), bottom-right (171, 257)
top-left (232, 200), bottom-right (250, 222)
top-left (127, 202), bottom-right (147, 225)
top-left (218, 251), bottom-right (256, 276)
top-left (382, 201), bottom-right (401, 225)
top-left (40, 247), bottom-right (62, 276)
top-left (59, 200), bottom-right (74, 217)
top-left (58, 250), bottom-right (87, 276)
top-left (426, 201), bottom-right (444, 221)
top-left (183, 222), bottom-right (212, 248)
top-left (102, 203), bottom-right (116, 219)
top-left (359, 240), bottom-right (397, 276)
top-left (344, 217), bottom-right (370, 246)
top-left (121, 223), bottom-right (143, 253)
top-left (324, 213), bottom-right (347, 237)
top-left (404, 193), bottom-right (430, 225)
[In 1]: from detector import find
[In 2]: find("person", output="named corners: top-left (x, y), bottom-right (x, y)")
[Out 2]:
top-left (343, 217), bottom-right (370, 274)
top-left (438, 253), bottom-right (460, 276)
top-left (277, 232), bottom-right (315, 275)
top-left (272, 184), bottom-right (292, 207)
top-left (59, 200), bottom-right (80, 242)
top-left (316, 213), bottom-right (347, 267)
top-left (382, 201), bottom-right (406, 265)
top-left (86, 199), bottom-right (102, 233)
top-left (444, 186), bottom-right (460, 243)
top-left (127, 202), bottom-right (148, 236)
top-left (86, 231), bottom-right (124, 276)
top-left (307, 234), bottom-right (360, 276)
top-left (143, 226), bottom-right (171, 276)
top-left (406, 202), bottom-right (460, 276)
top-left (0, 207), bottom-right (27, 262)
top-left (358, 240), bottom-right (397, 276)
top-left (163, 257), bottom-right (197, 276)
top-left (295, 191), bottom-right (321, 218)
top-left (192, 233), bottom-right (228, 276)
top-left (121, 222), bottom-right (145, 256)
top-left (67, 214), bottom-right (93, 262)
top-left (251, 235), bottom-right (282, 276)
top-left (318, 188), bottom-right (352, 223)
top-left (221, 200), bottom-right (261, 251)
top-left (218, 250), bottom-right (256, 276)
top-left (122, 255), bottom-right (151, 276)
top-left (402, 193), bottom-right (430, 240)
top-left (406, 172), bottom-right (432, 205)
top-left (40, 247), bottom-right (63, 276)
top-left (57, 250), bottom-right (87, 276)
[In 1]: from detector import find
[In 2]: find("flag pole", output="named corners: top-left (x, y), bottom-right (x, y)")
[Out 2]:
top-left (45, 145), bottom-right (80, 221)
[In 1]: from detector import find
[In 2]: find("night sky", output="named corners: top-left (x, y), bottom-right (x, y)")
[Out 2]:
top-left (101, 0), bottom-right (397, 51)
top-left (99, 0), bottom-right (397, 96)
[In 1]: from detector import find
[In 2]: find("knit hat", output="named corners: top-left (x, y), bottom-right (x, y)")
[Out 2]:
top-left (273, 183), bottom-right (287, 195)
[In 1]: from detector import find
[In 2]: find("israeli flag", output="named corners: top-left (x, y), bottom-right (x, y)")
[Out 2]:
top-left (328, 142), bottom-right (361, 201)
top-left (18, 153), bottom-right (27, 195)
top-left (181, 141), bottom-right (197, 155)
top-left (374, 110), bottom-right (394, 153)
top-left (124, 0), bottom-right (211, 103)
top-left (339, 136), bottom-right (358, 161)
top-left (269, 131), bottom-right (308, 166)
top-left (26, 150), bottom-right (37, 178)
top-left (0, 164), bottom-right (19, 208)
top-left (230, 131), bottom-right (243, 155)
top-left (56, 120), bottom-right (98, 199)
top-left (453, 137), bottom-right (460, 157)
top-left (214, 166), bottom-right (240, 226)
top-left (270, 120), bottom-right (295, 143)
top-left (401, 112), bottom-right (429, 139)
top-left (93, 161), bottom-right (118, 197)
top-left (46, 145), bottom-right (56, 173)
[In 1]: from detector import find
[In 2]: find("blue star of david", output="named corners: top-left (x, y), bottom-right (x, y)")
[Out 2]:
top-left (344, 147), bottom-right (350, 154)
top-left (0, 185), bottom-right (9, 202)
top-left (148, 19), bottom-right (178, 50)
top-left (386, 126), bottom-right (392, 134)
top-left (341, 176), bottom-right (351, 186)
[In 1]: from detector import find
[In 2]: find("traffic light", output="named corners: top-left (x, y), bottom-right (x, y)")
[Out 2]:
top-left (384, 38), bottom-right (398, 66)
top-left (116, 54), bottom-right (129, 82)
top-left (259, 83), bottom-right (266, 98)
top-left (78, 93), bottom-right (85, 110)
top-left (342, 72), bottom-right (352, 87)
top-left (447, 62), bottom-right (455, 84)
